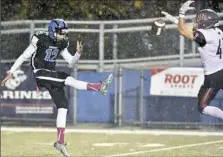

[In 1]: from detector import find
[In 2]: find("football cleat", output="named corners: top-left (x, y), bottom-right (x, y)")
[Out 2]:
top-left (99, 73), bottom-right (113, 95)
top-left (54, 142), bottom-right (71, 157)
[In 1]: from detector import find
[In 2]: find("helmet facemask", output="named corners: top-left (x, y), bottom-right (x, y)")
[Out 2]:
top-left (54, 28), bottom-right (68, 41)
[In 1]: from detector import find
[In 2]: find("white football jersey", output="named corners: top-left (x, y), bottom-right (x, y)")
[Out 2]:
top-left (197, 28), bottom-right (223, 75)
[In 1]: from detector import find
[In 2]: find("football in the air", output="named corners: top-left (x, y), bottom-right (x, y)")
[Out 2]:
top-left (151, 19), bottom-right (166, 36)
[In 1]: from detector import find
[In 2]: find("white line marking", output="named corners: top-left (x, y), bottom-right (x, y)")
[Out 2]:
top-left (1, 127), bottom-right (223, 136)
top-left (93, 143), bottom-right (128, 147)
top-left (105, 140), bottom-right (223, 157)
top-left (139, 143), bottom-right (165, 147)
top-left (93, 143), bottom-right (115, 147)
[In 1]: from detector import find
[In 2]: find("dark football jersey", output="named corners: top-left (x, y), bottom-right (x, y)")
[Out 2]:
top-left (31, 31), bottom-right (69, 70)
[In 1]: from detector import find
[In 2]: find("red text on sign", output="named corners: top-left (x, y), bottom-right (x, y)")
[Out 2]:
top-left (165, 74), bottom-right (198, 84)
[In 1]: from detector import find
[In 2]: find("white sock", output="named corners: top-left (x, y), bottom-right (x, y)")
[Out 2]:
top-left (56, 108), bottom-right (68, 128)
top-left (202, 106), bottom-right (223, 120)
top-left (65, 76), bottom-right (87, 90)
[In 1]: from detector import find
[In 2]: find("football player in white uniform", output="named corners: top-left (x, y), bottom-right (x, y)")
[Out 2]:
top-left (178, 1), bottom-right (223, 120)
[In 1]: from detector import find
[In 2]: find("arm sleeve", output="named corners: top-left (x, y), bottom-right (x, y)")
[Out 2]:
top-left (9, 36), bottom-right (38, 73)
top-left (193, 30), bottom-right (206, 47)
top-left (60, 48), bottom-right (81, 66)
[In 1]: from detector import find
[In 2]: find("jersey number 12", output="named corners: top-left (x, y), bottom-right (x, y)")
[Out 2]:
top-left (216, 39), bottom-right (222, 59)
top-left (44, 48), bottom-right (59, 62)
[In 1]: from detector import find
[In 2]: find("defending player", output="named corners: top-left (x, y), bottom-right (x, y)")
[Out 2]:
top-left (1, 19), bottom-right (113, 157)
top-left (177, 1), bottom-right (223, 120)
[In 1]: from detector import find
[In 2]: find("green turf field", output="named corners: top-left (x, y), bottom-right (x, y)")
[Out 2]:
top-left (1, 128), bottom-right (223, 157)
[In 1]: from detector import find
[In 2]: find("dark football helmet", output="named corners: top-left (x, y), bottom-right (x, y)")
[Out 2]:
top-left (48, 19), bottom-right (68, 41)
top-left (194, 9), bottom-right (219, 29)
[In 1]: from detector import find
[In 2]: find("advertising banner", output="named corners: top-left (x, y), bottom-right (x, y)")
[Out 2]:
top-left (150, 67), bottom-right (204, 97)
top-left (0, 64), bottom-right (72, 121)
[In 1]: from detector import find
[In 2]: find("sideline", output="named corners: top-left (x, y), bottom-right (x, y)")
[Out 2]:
top-left (1, 126), bottom-right (223, 136)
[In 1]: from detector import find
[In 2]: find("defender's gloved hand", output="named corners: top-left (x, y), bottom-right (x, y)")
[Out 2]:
top-left (179, 0), bottom-right (195, 17)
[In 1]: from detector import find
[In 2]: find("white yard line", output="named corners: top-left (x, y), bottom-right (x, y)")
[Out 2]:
top-left (1, 126), bottom-right (223, 136)
top-left (93, 143), bottom-right (129, 147)
top-left (105, 140), bottom-right (223, 157)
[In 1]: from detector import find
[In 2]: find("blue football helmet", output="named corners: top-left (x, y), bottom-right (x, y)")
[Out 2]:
top-left (48, 19), bottom-right (68, 40)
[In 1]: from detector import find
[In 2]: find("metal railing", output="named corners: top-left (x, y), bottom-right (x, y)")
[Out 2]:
top-left (1, 13), bottom-right (223, 71)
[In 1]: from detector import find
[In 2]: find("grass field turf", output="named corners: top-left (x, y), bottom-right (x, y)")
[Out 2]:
top-left (1, 127), bottom-right (223, 157)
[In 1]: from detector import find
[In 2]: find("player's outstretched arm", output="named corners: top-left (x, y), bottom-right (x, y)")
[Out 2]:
top-left (61, 40), bottom-right (83, 66)
top-left (178, 18), bottom-right (194, 40)
top-left (178, 0), bottom-right (195, 40)
top-left (1, 39), bottom-right (37, 85)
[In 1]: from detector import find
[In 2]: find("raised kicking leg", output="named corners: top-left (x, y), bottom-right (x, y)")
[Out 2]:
top-left (36, 69), bottom-right (113, 95)
top-left (64, 73), bottom-right (113, 95)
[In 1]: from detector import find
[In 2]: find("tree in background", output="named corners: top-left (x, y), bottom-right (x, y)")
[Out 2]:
top-left (1, 0), bottom-right (222, 21)
top-left (1, 0), bottom-right (222, 60)
top-left (1, 0), bottom-right (131, 21)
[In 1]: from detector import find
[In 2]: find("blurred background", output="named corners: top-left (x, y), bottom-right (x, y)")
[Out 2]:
top-left (1, 0), bottom-right (223, 129)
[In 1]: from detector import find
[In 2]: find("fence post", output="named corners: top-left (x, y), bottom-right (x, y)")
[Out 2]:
top-left (118, 66), bottom-right (123, 126)
top-left (179, 35), bottom-right (185, 66)
top-left (113, 24), bottom-right (119, 124)
top-left (112, 24), bottom-right (118, 60)
top-left (139, 69), bottom-right (144, 124)
top-left (192, 40), bottom-right (196, 58)
top-left (30, 21), bottom-right (35, 41)
top-left (114, 67), bottom-right (118, 124)
top-left (99, 23), bottom-right (105, 72)
top-left (72, 66), bottom-right (78, 124)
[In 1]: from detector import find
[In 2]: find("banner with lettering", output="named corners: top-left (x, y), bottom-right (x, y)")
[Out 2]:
top-left (150, 67), bottom-right (204, 97)
top-left (0, 63), bottom-right (73, 121)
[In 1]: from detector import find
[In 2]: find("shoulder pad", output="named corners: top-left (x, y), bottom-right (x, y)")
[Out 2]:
top-left (34, 31), bottom-right (48, 37)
